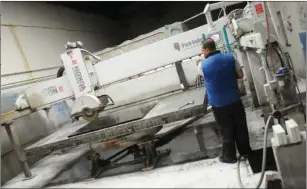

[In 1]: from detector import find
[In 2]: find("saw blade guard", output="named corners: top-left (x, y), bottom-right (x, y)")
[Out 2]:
top-left (70, 94), bottom-right (103, 121)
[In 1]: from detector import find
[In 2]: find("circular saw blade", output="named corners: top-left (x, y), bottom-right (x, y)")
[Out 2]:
top-left (81, 109), bottom-right (99, 121)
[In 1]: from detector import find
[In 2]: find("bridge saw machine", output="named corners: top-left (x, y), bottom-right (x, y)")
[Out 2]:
top-left (1, 1), bottom-right (306, 187)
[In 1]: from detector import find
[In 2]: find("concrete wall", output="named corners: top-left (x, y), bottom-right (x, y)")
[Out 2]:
top-left (1, 2), bottom-right (124, 88)
top-left (1, 2), bottom-right (123, 184)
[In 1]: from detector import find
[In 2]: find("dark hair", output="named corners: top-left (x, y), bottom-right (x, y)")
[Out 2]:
top-left (202, 38), bottom-right (216, 51)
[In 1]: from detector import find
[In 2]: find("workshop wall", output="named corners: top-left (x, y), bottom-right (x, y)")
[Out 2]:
top-left (124, 2), bottom-right (207, 39)
top-left (125, 2), bottom-right (247, 39)
top-left (1, 2), bottom-right (124, 88)
top-left (1, 2), bottom-right (124, 184)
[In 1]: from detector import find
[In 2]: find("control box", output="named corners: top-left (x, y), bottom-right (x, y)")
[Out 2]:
top-left (205, 29), bottom-right (232, 53)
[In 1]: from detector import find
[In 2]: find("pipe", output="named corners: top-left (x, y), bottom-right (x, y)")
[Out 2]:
top-left (204, 1), bottom-right (242, 31)
top-left (172, 1), bottom-right (242, 31)
top-left (237, 115), bottom-right (273, 188)
top-left (180, 12), bottom-right (204, 25)
top-left (2, 66), bottom-right (61, 77)
top-left (4, 124), bottom-right (35, 180)
top-left (222, 26), bottom-right (232, 53)
top-left (260, 50), bottom-right (274, 83)
top-left (2, 23), bottom-right (100, 33)
top-left (204, 6), bottom-right (215, 31)
top-left (209, 1), bottom-right (242, 11)
top-left (1, 75), bottom-right (56, 90)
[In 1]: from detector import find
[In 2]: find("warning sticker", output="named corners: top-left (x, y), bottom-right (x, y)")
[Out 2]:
top-left (255, 3), bottom-right (264, 15)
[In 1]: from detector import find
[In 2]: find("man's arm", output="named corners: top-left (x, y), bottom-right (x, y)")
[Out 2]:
top-left (235, 60), bottom-right (244, 79)
top-left (197, 58), bottom-right (204, 76)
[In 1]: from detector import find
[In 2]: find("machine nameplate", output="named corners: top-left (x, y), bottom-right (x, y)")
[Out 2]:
top-left (61, 48), bottom-right (94, 98)
top-left (72, 66), bottom-right (86, 92)
top-left (24, 77), bottom-right (74, 109)
top-left (43, 86), bottom-right (62, 96)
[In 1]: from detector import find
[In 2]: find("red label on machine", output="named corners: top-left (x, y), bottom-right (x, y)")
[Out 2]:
top-left (58, 86), bottom-right (63, 92)
top-left (255, 3), bottom-right (264, 15)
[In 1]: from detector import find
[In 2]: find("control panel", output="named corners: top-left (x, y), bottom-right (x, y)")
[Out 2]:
top-left (206, 30), bottom-right (228, 53)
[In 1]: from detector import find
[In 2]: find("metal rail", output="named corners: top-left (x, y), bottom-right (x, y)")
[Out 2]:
top-left (25, 105), bottom-right (212, 157)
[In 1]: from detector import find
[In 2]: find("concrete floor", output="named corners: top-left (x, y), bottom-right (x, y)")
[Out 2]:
top-left (3, 84), bottom-right (306, 188)
top-left (3, 105), bottom-right (273, 188)
top-left (48, 157), bottom-right (274, 188)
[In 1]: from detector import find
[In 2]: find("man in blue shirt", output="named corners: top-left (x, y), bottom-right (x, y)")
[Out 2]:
top-left (200, 38), bottom-right (252, 164)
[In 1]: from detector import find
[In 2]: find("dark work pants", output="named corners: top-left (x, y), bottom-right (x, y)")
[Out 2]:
top-left (212, 100), bottom-right (252, 160)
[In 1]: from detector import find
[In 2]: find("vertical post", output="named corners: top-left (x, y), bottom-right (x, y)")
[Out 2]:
top-left (3, 123), bottom-right (35, 180)
top-left (175, 61), bottom-right (189, 91)
top-left (193, 126), bottom-right (206, 152)
top-left (0, 137), bottom-right (2, 188)
top-left (222, 26), bottom-right (232, 54)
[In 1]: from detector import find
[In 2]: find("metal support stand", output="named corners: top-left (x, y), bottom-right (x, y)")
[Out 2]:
top-left (3, 123), bottom-right (35, 180)
top-left (139, 141), bottom-right (170, 171)
top-left (175, 61), bottom-right (189, 91)
top-left (90, 143), bottom-right (171, 178)
top-left (193, 126), bottom-right (206, 152)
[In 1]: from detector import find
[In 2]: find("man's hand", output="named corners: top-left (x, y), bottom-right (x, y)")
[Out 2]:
top-left (236, 67), bottom-right (244, 79)
top-left (235, 60), bottom-right (244, 79)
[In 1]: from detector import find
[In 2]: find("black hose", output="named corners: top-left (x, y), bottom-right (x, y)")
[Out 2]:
top-left (264, 45), bottom-right (286, 78)
top-left (264, 48), bottom-right (274, 80)
top-left (203, 90), bottom-right (209, 114)
top-left (272, 46), bottom-right (285, 67)
top-left (265, 46), bottom-right (305, 122)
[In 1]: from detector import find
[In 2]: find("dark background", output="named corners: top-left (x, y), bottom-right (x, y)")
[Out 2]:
top-left (50, 1), bottom-right (247, 39)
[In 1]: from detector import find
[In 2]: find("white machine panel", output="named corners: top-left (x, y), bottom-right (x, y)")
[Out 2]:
top-left (25, 76), bottom-right (73, 109)
top-left (94, 18), bottom-right (229, 86)
top-left (240, 33), bottom-right (266, 49)
top-left (61, 49), bottom-right (94, 98)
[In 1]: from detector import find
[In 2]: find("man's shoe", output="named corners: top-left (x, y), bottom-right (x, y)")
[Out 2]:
top-left (219, 156), bottom-right (237, 164)
top-left (238, 155), bottom-right (248, 161)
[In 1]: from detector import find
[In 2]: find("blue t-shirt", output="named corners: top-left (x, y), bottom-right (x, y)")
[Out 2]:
top-left (201, 51), bottom-right (240, 107)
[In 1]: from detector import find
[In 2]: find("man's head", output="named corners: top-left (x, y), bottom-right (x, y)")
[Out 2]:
top-left (201, 38), bottom-right (216, 57)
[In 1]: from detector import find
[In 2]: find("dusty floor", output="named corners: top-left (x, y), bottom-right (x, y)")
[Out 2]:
top-left (5, 84), bottom-right (306, 188)
top-left (49, 156), bottom-right (273, 188)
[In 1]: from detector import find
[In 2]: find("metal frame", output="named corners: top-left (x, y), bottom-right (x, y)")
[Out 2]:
top-left (25, 105), bottom-right (212, 157)
top-left (89, 116), bottom-right (202, 178)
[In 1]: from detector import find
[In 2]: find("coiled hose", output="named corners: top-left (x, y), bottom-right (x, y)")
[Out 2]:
top-left (237, 115), bottom-right (273, 188)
